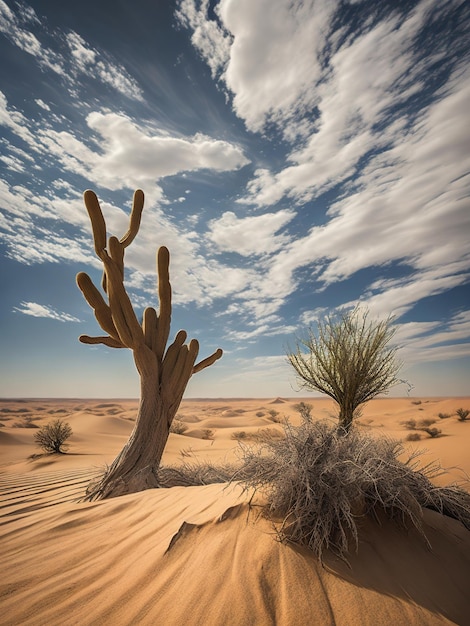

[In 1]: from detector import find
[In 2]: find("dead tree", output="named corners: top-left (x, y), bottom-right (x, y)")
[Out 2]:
top-left (77, 189), bottom-right (222, 499)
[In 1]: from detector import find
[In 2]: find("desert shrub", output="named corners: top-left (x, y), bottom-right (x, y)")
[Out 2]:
top-left (294, 402), bottom-right (313, 423)
top-left (231, 428), bottom-right (284, 443)
top-left (234, 420), bottom-right (470, 561)
top-left (411, 400), bottom-right (422, 405)
top-left (170, 419), bottom-right (188, 435)
top-left (201, 428), bottom-right (214, 440)
top-left (438, 412), bottom-right (451, 419)
top-left (417, 418), bottom-right (436, 427)
top-left (231, 430), bottom-right (248, 440)
top-left (267, 409), bottom-right (281, 423)
top-left (256, 411), bottom-right (265, 417)
top-left (157, 461), bottom-right (236, 487)
top-left (287, 308), bottom-right (402, 434)
top-left (12, 417), bottom-right (39, 428)
top-left (405, 432), bottom-right (422, 442)
top-left (456, 408), bottom-right (470, 421)
top-left (33, 419), bottom-right (73, 453)
top-left (402, 419), bottom-right (440, 438)
top-left (420, 427), bottom-right (441, 438)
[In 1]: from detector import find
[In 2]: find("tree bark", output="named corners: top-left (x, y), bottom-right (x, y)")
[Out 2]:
top-left (78, 190), bottom-right (223, 500)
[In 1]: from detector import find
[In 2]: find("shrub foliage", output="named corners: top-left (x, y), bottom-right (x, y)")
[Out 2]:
top-left (287, 308), bottom-right (402, 433)
top-left (235, 419), bottom-right (470, 561)
top-left (34, 419), bottom-right (73, 454)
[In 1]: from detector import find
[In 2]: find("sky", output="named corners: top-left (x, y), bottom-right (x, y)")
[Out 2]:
top-left (0, 0), bottom-right (469, 399)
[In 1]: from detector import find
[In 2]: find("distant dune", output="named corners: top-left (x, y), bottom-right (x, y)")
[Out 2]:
top-left (1, 397), bottom-right (469, 624)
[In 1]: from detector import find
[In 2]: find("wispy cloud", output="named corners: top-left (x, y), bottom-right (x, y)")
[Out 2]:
top-left (0, 1), bottom-right (143, 100)
top-left (176, 0), bottom-right (470, 352)
top-left (13, 301), bottom-right (81, 322)
top-left (394, 311), bottom-right (470, 364)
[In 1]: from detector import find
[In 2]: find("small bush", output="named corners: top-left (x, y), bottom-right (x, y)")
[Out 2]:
top-left (256, 411), bottom-right (265, 418)
top-left (421, 427), bottom-right (442, 438)
top-left (231, 430), bottom-right (248, 440)
top-left (411, 400), bottom-right (422, 405)
top-left (267, 409), bottom-right (281, 422)
top-left (34, 419), bottom-right (73, 454)
top-left (294, 402), bottom-right (313, 423)
top-left (456, 408), bottom-right (470, 421)
top-left (157, 461), bottom-right (236, 487)
top-left (417, 418), bottom-right (436, 428)
top-left (201, 428), bottom-right (214, 440)
top-left (405, 433), bottom-right (422, 442)
top-left (438, 412), bottom-right (451, 419)
top-left (170, 420), bottom-right (188, 435)
top-left (12, 419), bottom-right (39, 428)
top-left (402, 419), bottom-right (417, 430)
top-left (234, 420), bottom-right (470, 561)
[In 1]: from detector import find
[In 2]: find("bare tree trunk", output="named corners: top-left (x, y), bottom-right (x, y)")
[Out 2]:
top-left (338, 406), bottom-right (354, 435)
top-left (78, 190), bottom-right (223, 500)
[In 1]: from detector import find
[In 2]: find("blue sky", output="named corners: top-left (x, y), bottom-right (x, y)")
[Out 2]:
top-left (0, 0), bottom-right (469, 398)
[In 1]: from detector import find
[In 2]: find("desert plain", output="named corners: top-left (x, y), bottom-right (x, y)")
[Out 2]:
top-left (1, 395), bottom-right (470, 625)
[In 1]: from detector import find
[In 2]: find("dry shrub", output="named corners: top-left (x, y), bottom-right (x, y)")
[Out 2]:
top-left (202, 428), bottom-right (214, 440)
top-left (405, 432), bottom-right (422, 442)
top-left (418, 418), bottom-right (436, 427)
top-left (12, 417), bottom-right (39, 428)
top-left (234, 420), bottom-right (470, 561)
top-left (294, 402), bottom-right (313, 422)
top-left (456, 408), bottom-right (470, 421)
top-left (421, 427), bottom-right (442, 438)
top-left (438, 412), bottom-right (452, 419)
top-left (157, 461), bottom-right (236, 487)
top-left (231, 430), bottom-right (248, 440)
top-left (267, 409), bottom-right (282, 423)
top-left (232, 428), bottom-right (285, 443)
top-left (170, 419), bottom-right (188, 435)
top-left (34, 419), bottom-right (73, 453)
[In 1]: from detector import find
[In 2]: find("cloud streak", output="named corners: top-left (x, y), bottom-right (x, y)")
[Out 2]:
top-left (13, 301), bottom-right (81, 322)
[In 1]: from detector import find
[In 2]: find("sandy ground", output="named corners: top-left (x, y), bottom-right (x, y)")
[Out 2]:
top-left (1, 396), bottom-right (469, 625)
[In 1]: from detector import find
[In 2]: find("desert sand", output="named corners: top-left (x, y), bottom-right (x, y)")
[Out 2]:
top-left (1, 396), bottom-right (469, 625)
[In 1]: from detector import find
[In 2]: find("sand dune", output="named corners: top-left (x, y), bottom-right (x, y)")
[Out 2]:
top-left (1, 397), bottom-right (470, 624)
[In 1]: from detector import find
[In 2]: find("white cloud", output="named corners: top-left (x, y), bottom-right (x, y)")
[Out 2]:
top-left (13, 301), bottom-right (81, 322)
top-left (176, 0), bottom-right (232, 77)
top-left (394, 311), bottom-right (470, 364)
top-left (66, 31), bottom-right (144, 101)
top-left (207, 208), bottom-right (294, 256)
top-left (0, 3), bottom-right (143, 100)
top-left (0, 0), bottom-right (65, 75)
top-left (33, 111), bottom-right (249, 191)
top-left (34, 98), bottom-right (51, 111)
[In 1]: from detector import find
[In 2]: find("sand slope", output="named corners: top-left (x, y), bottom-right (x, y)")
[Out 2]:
top-left (1, 397), bottom-right (470, 625)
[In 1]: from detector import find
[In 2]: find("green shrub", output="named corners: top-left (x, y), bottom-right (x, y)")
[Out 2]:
top-left (287, 308), bottom-right (402, 434)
